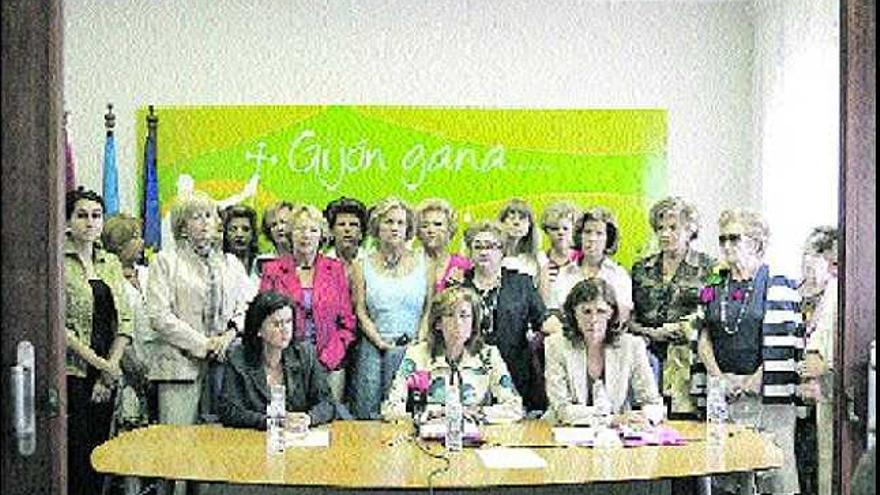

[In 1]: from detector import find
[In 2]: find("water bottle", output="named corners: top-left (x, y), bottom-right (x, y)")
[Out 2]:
top-left (706, 376), bottom-right (728, 445)
top-left (266, 384), bottom-right (286, 454)
top-left (445, 376), bottom-right (464, 452)
top-left (593, 380), bottom-right (613, 427)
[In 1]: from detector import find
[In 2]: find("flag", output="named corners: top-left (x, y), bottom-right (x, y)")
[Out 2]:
top-left (63, 112), bottom-right (76, 191)
top-left (103, 132), bottom-right (119, 215)
top-left (142, 123), bottom-right (161, 251)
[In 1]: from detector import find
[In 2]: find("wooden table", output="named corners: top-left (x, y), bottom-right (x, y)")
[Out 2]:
top-left (92, 420), bottom-right (783, 494)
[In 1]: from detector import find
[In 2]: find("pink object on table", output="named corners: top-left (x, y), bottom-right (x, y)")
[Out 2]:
top-left (621, 425), bottom-right (687, 448)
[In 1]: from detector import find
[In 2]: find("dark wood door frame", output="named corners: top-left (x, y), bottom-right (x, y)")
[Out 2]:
top-left (838, 1), bottom-right (876, 494)
top-left (1, 1), bottom-right (67, 494)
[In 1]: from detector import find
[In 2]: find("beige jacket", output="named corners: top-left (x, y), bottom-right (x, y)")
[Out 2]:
top-left (544, 332), bottom-right (661, 425)
top-left (145, 247), bottom-right (253, 381)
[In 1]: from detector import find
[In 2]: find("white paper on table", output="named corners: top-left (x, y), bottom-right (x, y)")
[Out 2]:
top-left (285, 429), bottom-right (330, 448)
top-left (476, 448), bottom-right (547, 469)
top-left (419, 420), bottom-right (480, 439)
top-left (552, 427), bottom-right (596, 445)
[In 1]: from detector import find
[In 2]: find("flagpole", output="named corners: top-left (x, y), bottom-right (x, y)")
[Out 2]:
top-left (143, 105), bottom-right (161, 254)
top-left (103, 103), bottom-right (119, 215)
top-left (63, 110), bottom-right (76, 192)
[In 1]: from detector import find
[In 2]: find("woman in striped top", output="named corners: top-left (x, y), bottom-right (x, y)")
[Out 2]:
top-left (696, 209), bottom-right (803, 495)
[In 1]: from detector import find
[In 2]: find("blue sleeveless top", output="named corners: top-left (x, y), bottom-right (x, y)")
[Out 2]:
top-left (363, 253), bottom-right (428, 340)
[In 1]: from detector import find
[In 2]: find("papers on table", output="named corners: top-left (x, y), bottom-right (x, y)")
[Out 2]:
top-left (553, 427), bottom-right (596, 445)
top-left (476, 448), bottom-right (547, 469)
top-left (285, 429), bottom-right (330, 448)
top-left (419, 419), bottom-right (481, 440)
top-left (552, 425), bottom-right (687, 447)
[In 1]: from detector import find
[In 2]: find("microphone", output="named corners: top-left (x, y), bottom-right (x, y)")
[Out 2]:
top-left (405, 371), bottom-right (430, 434)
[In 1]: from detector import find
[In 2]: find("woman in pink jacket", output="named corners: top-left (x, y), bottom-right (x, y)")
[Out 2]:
top-left (260, 204), bottom-right (356, 407)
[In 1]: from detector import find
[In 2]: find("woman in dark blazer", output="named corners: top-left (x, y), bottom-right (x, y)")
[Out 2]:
top-left (220, 291), bottom-right (335, 429)
top-left (461, 221), bottom-right (548, 413)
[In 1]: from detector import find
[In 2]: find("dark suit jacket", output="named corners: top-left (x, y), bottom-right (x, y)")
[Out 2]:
top-left (464, 269), bottom-right (547, 411)
top-left (220, 342), bottom-right (335, 429)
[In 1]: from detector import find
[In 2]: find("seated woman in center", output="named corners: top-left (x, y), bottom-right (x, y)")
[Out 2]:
top-left (544, 278), bottom-right (662, 425)
top-left (382, 287), bottom-right (523, 422)
top-left (220, 290), bottom-right (335, 429)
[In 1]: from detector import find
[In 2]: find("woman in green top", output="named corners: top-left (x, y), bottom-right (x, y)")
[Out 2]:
top-left (630, 197), bottom-right (714, 417)
top-left (64, 187), bottom-right (132, 495)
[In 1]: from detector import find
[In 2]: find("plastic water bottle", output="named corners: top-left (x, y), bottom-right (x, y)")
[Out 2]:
top-left (445, 377), bottom-right (464, 452)
top-left (593, 380), bottom-right (613, 427)
top-left (266, 384), bottom-right (286, 454)
top-left (706, 376), bottom-right (728, 445)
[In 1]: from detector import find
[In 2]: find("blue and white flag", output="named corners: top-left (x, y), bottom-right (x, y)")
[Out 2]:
top-left (102, 132), bottom-right (119, 215)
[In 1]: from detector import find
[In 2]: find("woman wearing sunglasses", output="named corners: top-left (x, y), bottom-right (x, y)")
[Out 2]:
top-left (696, 209), bottom-right (804, 495)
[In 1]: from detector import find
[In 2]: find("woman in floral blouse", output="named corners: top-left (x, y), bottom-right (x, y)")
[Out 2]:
top-left (630, 197), bottom-right (714, 416)
top-left (382, 287), bottom-right (523, 422)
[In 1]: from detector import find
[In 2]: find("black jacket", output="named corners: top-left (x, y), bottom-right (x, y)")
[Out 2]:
top-left (220, 342), bottom-right (335, 429)
top-left (464, 269), bottom-right (547, 411)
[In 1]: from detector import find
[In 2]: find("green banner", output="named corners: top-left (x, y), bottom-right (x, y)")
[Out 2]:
top-left (137, 106), bottom-right (666, 267)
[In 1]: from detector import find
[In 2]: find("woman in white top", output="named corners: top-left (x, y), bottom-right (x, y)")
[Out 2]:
top-left (538, 201), bottom-right (581, 311)
top-left (574, 206), bottom-right (633, 322)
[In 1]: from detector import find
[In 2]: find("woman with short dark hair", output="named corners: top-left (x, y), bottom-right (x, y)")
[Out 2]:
top-left (323, 196), bottom-right (369, 267)
top-left (64, 187), bottom-right (133, 495)
top-left (221, 204), bottom-right (259, 275)
top-left (220, 291), bottom-right (334, 428)
top-left (573, 206), bottom-right (633, 321)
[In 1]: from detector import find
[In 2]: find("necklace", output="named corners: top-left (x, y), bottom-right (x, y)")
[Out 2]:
top-left (719, 277), bottom-right (755, 335)
top-left (381, 250), bottom-right (401, 271)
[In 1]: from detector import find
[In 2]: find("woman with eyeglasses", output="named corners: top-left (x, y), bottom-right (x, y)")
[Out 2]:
top-left (696, 209), bottom-right (803, 495)
top-left (220, 291), bottom-right (334, 429)
top-left (259, 205), bottom-right (356, 408)
top-left (461, 221), bottom-right (548, 413)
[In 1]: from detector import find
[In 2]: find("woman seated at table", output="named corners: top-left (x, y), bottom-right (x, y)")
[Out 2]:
top-left (220, 291), bottom-right (335, 429)
top-left (381, 287), bottom-right (523, 422)
top-left (544, 278), bottom-right (662, 426)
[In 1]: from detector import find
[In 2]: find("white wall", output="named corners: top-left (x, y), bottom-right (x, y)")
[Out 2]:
top-left (753, 0), bottom-right (840, 276)
top-left (64, 0), bottom-right (759, 258)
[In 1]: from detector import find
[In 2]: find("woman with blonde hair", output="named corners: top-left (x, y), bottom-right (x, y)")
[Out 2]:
top-left (416, 198), bottom-right (472, 294)
top-left (349, 197), bottom-right (431, 419)
top-left (259, 204), bottom-right (356, 406)
top-left (696, 209), bottom-right (803, 495)
top-left (146, 190), bottom-right (253, 495)
top-left (538, 201), bottom-right (581, 311)
top-left (462, 221), bottom-right (548, 413)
